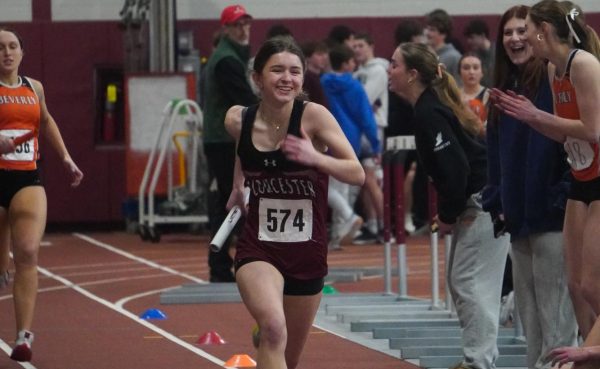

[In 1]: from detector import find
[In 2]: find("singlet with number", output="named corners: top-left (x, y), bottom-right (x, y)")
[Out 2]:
top-left (0, 76), bottom-right (40, 170)
top-left (553, 49), bottom-right (600, 181)
top-left (235, 99), bottom-right (329, 280)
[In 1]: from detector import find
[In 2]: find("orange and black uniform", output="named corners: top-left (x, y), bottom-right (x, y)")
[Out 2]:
top-left (0, 76), bottom-right (42, 208)
top-left (234, 100), bottom-right (329, 295)
top-left (553, 49), bottom-right (600, 204)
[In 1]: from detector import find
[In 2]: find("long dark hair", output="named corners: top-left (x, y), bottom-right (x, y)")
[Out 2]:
top-left (398, 42), bottom-right (481, 136)
top-left (492, 6), bottom-right (545, 97)
top-left (529, 0), bottom-right (600, 59)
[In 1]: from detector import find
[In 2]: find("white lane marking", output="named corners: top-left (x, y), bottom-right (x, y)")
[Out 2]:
top-left (40, 241), bottom-right (52, 247)
top-left (47, 257), bottom-right (204, 271)
top-left (72, 233), bottom-right (207, 284)
top-left (35, 265), bottom-right (226, 367)
top-left (0, 273), bottom-right (178, 302)
top-left (39, 264), bottom-right (206, 279)
top-left (0, 339), bottom-right (37, 368)
top-left (115, 287), bottom-right (179, 308)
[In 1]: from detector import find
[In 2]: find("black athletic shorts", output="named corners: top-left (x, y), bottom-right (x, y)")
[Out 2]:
top-left (0, 169), bottom-right (42, 208)
top-left (568, 176), bottom-right (600, 205)
top-left (235, 258), bottom-right (325, 296)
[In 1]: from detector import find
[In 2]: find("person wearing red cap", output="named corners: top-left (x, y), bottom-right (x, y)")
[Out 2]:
top-left (220, 4), bottom-right (252, 30)
top-left (203, 4), bottom-right (258, 282)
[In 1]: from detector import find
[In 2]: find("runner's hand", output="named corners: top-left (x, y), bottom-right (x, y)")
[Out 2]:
top-left (63, 157), bottom-right (83, 187)
top-left (281, 126), bottom-right (318, 167)
top-left (0, 136), bottom-right (16, 154)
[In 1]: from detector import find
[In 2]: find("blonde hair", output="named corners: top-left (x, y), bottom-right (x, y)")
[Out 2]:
top-left (398, 42), bottom-right (481, 136)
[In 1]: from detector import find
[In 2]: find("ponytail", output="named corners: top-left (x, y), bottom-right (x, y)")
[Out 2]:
top-left (582, 25), bottom-right (600, 60)
top-left (398, 42), bottom-right (483, 137)
top-left (432, 69), bottom-right (482, 137)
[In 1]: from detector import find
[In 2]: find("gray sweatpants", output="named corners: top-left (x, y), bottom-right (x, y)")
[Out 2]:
top-left (511, 232), bottom-right (578, 369)
top-left (447, 193), bottom-right (510, 369)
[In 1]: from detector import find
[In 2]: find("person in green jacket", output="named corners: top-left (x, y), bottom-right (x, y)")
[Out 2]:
top-left (203, 4), bottom-right (258, 282)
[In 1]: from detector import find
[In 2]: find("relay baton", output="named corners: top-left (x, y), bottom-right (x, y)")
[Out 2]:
top-left (210, 205), bottom-right (242, 252)
top-left (13, 131), bottom-right (36, 146)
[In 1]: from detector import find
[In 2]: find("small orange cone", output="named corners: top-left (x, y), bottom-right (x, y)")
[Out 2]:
top-left (224, 354), bottom-right (256, 368)
top-left (197, 331), bottom-right (226, 345)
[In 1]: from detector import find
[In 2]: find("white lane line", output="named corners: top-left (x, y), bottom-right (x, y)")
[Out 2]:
top-left (0, 273), bottom-right (180, 302)
top-left (48, 257), bottom-right (205, 271)
top-left (115, 287), bottom-right (179, 308)
top-left (0, 339), bottom-right (37, 368)
top-left (72, 233), bottom-right (207, 284)
top-left (40, 264), bottom-right (206, 279)
top-left (35, 265), bottom-right (226, 367)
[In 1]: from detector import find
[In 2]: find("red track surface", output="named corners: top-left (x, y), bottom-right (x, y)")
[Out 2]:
top-left (0, 232), bottom-right (445, 369)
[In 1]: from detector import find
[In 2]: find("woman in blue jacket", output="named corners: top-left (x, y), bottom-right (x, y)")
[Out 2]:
top-left (482, 6), bottom-right (577, 369)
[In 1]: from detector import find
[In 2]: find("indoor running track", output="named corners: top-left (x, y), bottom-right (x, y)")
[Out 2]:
top-left (0, 232), bottom-right (435, 369)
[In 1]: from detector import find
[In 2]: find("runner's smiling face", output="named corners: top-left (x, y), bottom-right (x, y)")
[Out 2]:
top-left (254, 51), bottom-right (304, 103)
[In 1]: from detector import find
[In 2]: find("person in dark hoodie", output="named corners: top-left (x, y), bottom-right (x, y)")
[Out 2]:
top-left (388, 42), bottom-right (509, 369)
top-left (482, 6), bottom-right (577, 369)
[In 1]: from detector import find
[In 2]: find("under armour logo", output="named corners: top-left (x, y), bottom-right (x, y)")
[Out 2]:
top-left (264, 159), bottom-right (277, 167)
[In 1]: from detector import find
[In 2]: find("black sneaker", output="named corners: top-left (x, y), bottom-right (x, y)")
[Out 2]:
top-left (353, 228), bottom-right (377, 245)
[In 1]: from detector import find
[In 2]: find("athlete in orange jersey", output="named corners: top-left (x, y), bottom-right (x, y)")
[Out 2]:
top-left (491, 2), bottom-right (600, 368)
top-left (459, 52), bottom-right (489, 137)
top-left (0, 27), bottom-right (83, 362)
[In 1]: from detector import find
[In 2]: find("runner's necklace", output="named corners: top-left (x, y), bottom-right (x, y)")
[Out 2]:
top-left (259, 109), bottom-right (283, 131)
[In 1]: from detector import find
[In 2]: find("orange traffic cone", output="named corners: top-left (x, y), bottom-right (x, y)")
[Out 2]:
top-left (224, 354), bottom-right (256, 368)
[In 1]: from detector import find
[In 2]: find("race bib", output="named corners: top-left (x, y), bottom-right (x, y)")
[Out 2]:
top-left (0, 129), bottom-right (35, 162)
top-left (258, 198), bottom-right (313, 242)
top-left (564, 137), bottom-right (594, 171)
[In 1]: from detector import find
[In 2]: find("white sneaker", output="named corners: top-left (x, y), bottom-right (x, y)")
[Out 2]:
top-left (405, 215), bottom-right (416, 234)
top-left (10, 330), bottom-right (34, 362)
top-left (499, 291), bottom-right (514, 326)
top-left (338, 214), bottom-right (363, 244)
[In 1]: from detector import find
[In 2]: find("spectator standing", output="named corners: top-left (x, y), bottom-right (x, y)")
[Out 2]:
top-left (321, 45), bottom-right (381, 247)
top-left (300, 40), bottom-right (329, 107)
top-left (388, 19), bottom-right (429, 234)
top-left (483, 5), bottom-right (578, 368)
top-left (352, 32), bottom-right (387, 242)
top-left (425, 9), bottom-right (462, 81)
top-left (492, 0), bottom-right (600, 360)
top-left (389, 42), bottom-right (508, 369)
top-left (464, 20), bottom-right (495, 87)
top-left (202, 4), bottom-right (258, 282)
